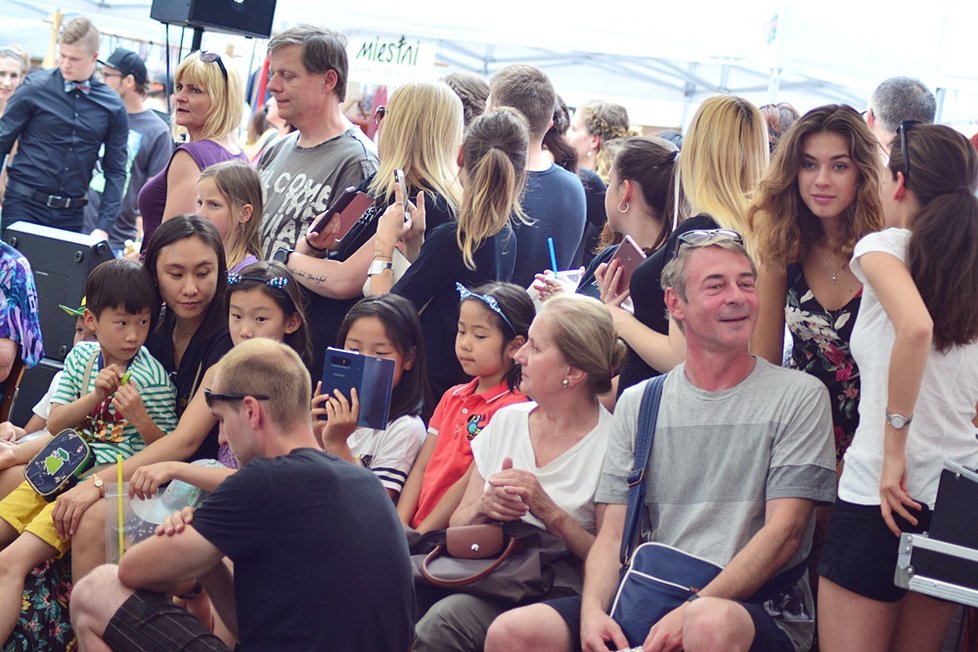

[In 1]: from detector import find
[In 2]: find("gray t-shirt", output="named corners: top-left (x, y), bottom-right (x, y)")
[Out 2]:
top-left (598, 358), bottom-right (835, 650)
top-left (257, 129), bottom-right (378, 258)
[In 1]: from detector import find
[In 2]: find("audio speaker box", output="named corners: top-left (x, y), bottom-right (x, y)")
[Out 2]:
top-left (8, 357), bottom-right (62, 427)
top-left (150, 0), bottom-right (277, 39)
top-left (3, 221), bottom-right (114, 362)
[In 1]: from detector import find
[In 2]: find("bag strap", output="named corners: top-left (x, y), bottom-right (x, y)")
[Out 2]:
top-left (81, 349), bottom-right (99, 394)
top-left (619, 373), bottom-right (667, 566)
top-left (420, 536), bottom-right (520, 589)
top-left (748, 556), bottom-right (810, 603)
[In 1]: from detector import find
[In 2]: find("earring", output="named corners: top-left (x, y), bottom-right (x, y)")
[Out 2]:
top-left (617, 201), bottom-right (630, 214)
top-left (562, 378), bottom-right (570, 389)
top-left (586, 150), bottom-right (594, 159)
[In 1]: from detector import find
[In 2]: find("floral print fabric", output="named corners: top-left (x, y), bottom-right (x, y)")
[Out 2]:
top-left (0, 242), bottom-right (44, 370)
top-left (785, 263), bottom-right (861, 462)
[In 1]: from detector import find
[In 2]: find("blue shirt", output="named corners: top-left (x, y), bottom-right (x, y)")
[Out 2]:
top-left (0, 68), bottom-right (129, 232)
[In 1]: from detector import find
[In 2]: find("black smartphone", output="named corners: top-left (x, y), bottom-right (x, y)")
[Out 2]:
top-left (309, 186), bottom-right (358, 236)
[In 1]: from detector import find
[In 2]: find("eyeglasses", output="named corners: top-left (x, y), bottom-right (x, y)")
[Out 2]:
top-left (100, 71), bottom-right (123, 81)
top-left (456, 283), bottom-right (516, 335)
top-left (897, 120), bottom-right (921, 184)
top-left (374, 105), bottom-right (386, 125)
top-left (199, 51), bottom-right (228, 83)
top-left (673, 229), bottom-right (744, 257)
top-left (227, 273), bottom-right (289, 289)
top-left (203, 389), bottom-right (270, 408)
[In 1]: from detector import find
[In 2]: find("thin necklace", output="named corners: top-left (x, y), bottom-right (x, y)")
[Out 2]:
top-left (821, 256), bottom-right (847, 283)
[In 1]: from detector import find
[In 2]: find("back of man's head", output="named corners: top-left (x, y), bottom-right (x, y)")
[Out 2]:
top-left (489, 64), bottom-right (556, 139)
top-left (870, 76), bottom-right (936, 135)
top-left (85, 259), bottom-right (157, 326)
top-left (268, 24), bottom-right (349, 102)
top-left (216, 339), bottom-right (311, 430)
top-left (59, 17), bottom-right (100, 55)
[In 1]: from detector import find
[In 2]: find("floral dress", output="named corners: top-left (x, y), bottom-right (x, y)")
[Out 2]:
top-left (785, 263), bottom-right (861, 462)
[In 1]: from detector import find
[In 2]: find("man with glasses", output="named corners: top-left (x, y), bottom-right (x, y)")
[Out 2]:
top-left (84, 48), bottom-right (172, 257)
top-left (487, 231), bottom-right (835, 652)
top-left (257, 24), bottom-right (378, 259)
top-left (69, 338), bottom-right (415, 651)
top-left (865, 77), bottom-right (935, 152)
top-left (0, 17), bottom-right (127, 237)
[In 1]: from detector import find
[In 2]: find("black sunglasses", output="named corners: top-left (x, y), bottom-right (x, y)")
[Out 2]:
top-left (897, 120), bottom-right (921, 184)
top-left (203, 388), bottom-right (270, 408)
top-left (199, 51), bottom-right (228, 83)
top-left (374, 104), bottom-right (386, 124)
top-left (673, 228), bottom-right (744, 257)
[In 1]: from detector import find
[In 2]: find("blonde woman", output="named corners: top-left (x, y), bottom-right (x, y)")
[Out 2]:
top-left (0, 45), bottom-right (29, 116)
top-left (370, 108), bottom-right (528, 404)
top-left (137, 50), bottom-right (245, 247)
top-left (596, 95), bottom-right (769, 393)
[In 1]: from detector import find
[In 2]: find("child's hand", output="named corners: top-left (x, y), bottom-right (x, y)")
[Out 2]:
top-left (112, 382), bottom-right (150, 429)
top-left (322, 387), bottom-right (360, 445)
top-left (129, 461), bottom-right (179, 500)
top-left (93, 364), bottom-right (124, 402)
top-left (0, 421), bottom-right (24, 442)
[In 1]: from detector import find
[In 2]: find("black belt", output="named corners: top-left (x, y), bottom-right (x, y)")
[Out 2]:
top-left (5, 180), bottom-right (88, 209)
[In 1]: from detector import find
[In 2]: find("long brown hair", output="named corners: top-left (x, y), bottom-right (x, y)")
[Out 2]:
top-left (749, 104), bottom-right (883, 264)
top-left (889, 123), bottom-right (978, 351)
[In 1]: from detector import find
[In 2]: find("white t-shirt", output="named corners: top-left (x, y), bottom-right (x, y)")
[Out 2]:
top-left (32, 370), bottom-right (63, 420)
top-left (842, 228), bottom-right (978, 507)
top-left (348, 414), bottom-right (426, 494)
top-left (470, 401), bottom-right (612, 534)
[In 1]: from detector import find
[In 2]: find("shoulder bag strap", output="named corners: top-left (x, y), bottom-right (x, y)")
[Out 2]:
top-left (619, 373), bottom-right (667, 566)
top-left (81, 349), bottom-right (99, 394)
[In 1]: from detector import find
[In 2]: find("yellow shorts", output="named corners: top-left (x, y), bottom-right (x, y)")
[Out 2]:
top-left (0, 480), bottom-right (69, 554)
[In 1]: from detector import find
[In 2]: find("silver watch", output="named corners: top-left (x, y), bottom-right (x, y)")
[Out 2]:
top-left (367, 259), bottom-right (393, 277)
top-left (885, 409), bottom-right (913, 430)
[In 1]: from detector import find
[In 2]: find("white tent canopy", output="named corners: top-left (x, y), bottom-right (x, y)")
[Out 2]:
top-left (1, 0), bottom-right (976, 130)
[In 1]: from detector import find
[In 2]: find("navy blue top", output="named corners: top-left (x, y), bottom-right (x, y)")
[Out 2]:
top-left (511, 163), bottom-right (587, 288)
top-left (0, 68), bottom-right (129, 232)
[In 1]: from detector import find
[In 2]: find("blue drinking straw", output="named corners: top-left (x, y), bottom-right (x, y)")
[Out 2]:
top-left (547, 237), bottom-right (559, 275)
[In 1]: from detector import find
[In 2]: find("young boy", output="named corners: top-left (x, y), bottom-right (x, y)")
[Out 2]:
top-left (0, 297), bottom-right (98, 497)
top-left (0, 259), bottom-right (177, 642)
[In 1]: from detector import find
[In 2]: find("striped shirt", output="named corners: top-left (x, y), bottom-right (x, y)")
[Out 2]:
top-left (52, 341), bottom-right (177, 464)
top-left (348, 414), bottom-right (426, 494)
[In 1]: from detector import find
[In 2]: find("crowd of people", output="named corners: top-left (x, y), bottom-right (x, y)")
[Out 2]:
top-left (0, 14), bottom-right (974, 652)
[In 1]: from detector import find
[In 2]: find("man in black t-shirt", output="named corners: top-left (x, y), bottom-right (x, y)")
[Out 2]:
top-left (69, 339), bottom-right (415, 651)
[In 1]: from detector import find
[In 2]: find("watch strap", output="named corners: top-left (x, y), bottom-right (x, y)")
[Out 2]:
top-left (367, 259), bottom-right (393, 276)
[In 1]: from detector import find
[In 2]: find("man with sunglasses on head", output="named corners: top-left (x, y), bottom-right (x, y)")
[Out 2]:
top-left (70, 338), bottom-right (416, 652)
top-left (84, 48), bottom-right (172, 257)
top-left (865, 76), bottom-right (935, 153)
top-left (257, 24), bottom-right (378, 260)
top-left (0, 17), bottom-right (128, 238)
top-left (486, 231), bottom-right (836, 652)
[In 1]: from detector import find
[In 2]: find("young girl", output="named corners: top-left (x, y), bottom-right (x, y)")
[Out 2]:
top-left (196, 160), bottom-right (263, 274)
top-left (397, 282), bottom-right (533, 532)
top-left (312, 294), bottom-right (428, 500)
top-left (128, 262), bottom-right (310, 491)
top-left (818, 123), bottom-right (978, 652)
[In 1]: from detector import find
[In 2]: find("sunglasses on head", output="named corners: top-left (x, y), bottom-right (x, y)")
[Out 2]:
top-left (673, 229), bottom-right (744, 257)
top-left (203, 388), bottom-right (270, 408)
top-left (374, 105), bottom-right (386, 124)
top-left (199, 50), bottom-right (228, 83)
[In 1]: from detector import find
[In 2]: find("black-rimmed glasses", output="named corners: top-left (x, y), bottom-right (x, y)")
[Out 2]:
top-left (199, 51), bottom-right (228, 83)
top-left (203, 388), bottom-right (270, 408)
top-left (673, 229), bottom-right (744, 257)
top-left (897, 120), bottom-right (921, 184)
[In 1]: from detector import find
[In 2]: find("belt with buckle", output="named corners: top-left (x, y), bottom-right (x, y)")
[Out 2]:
top-left (5, 180), bottom-right (88, 209)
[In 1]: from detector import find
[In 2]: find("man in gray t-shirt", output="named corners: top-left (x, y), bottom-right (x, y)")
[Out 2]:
top-left (486, 232), bottom-right (835, 651)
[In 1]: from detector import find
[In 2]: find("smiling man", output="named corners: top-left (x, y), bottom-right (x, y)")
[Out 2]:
top-left (0, 17), bottom-right (128, 237)
top-left (69, 338), bottom-right (415, 652)
top-left (257, 25), bottom-right (377, 259)
top-left (487, 230), bottom-right (836, 652)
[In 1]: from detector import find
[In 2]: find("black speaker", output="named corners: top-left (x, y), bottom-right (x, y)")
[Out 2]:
top-left (150, 0), bottom-right (277, 39)
top-left (8, 357), bottom-right (62, 427)
top-left (3, 221), bottom-right (113, 362)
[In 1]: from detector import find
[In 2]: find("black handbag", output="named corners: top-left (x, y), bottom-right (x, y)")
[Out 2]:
top-left (407, 521), bottom-right (571, 603)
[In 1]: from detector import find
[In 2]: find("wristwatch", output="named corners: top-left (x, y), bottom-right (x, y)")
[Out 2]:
top-left (91, 474), bottom-right (105, 498)
top-left (367, 259), bottom-right (393, 277)
top-left (885, 409), bottom-right (913, 430)
top-left (272, 247), bottom-right (294, 265)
